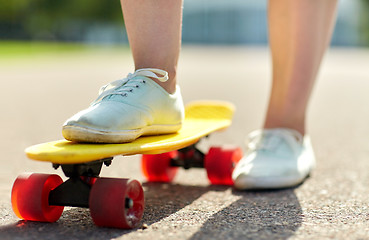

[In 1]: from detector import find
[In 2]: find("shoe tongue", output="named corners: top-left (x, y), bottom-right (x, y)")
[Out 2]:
top-left (265, 130), bottom-right (303, 156)
top-left (258, 133), bottom-right (281, 150)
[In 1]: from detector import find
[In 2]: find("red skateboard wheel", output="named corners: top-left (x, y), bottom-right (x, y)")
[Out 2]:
top-left (205, 146), bottom-right (243, 185)
top-left (89, 178), bottom-right (144, 229)
top-left (141, 151), bottom-right (178, 182)
top-left (11, 173), bottom-right (64, 222)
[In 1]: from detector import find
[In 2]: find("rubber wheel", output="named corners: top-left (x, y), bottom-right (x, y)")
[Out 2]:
top-left (204, 146), bottom-right (243, 185)
top-left (141, 151), bottom-right (178, 182)
top-left (89, 178), bottom-right (144, 229)
top-left (11, 173), bottom-right (64, 222)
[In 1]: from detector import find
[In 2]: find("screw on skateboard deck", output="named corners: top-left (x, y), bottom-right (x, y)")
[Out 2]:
top-left (11, 101), bottom-right (242, 229)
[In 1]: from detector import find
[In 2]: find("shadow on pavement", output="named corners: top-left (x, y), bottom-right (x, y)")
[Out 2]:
top-left (0, 182), bottom-right (224, 240)
top-left (141, 182), bottom-right (229, 226)
top-left (0, 209), bottom-right (133, 240)
top-left (0, 183), bottom-right (302, 240)
top-left (190, 188), bottom-right (302, 240)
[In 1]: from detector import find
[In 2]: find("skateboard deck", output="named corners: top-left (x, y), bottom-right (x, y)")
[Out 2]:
top-left (25, 100), bottom-right (235, 164)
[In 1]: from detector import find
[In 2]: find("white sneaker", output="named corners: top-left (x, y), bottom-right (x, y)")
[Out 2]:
top-left (62, 68), bottom-right (184, 143)
top-left (232, 128), bottom-right (315, 190)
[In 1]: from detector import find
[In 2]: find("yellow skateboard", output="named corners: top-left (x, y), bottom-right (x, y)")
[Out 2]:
top-left (11, 101), bottom-right (242, 229)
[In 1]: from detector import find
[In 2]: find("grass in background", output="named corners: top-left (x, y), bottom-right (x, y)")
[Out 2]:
top-left (0, 41), bottom-right (129, 59)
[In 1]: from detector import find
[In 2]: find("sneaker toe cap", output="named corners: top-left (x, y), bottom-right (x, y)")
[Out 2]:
top-left (63, 101), bottom-right (151, 131)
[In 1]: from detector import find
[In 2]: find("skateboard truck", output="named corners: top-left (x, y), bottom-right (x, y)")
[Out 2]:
top-left (52, 157), bottom-right (113, 178)
top-left (48, 142), bottom-right (206, 208)
top-left (49, 158), bottom-right (114, 208)
top-left (170, 143), bottom-right (205, 169)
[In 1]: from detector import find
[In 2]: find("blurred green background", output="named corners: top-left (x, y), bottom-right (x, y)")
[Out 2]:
top-left (0, 0), bottom-right (369, 47)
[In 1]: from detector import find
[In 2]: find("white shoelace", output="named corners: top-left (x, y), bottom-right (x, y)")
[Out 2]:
top-left (246, 129), bottom-right (303, 154)
top-left (93, 68), bottom-right (169, 104)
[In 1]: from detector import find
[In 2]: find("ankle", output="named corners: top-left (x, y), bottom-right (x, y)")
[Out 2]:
top-left (153, 77), bottom-right (177, 94)
top-left (263, 119), bottom-right (306, 136)
top-left (135, 67), bottom-right (177, 94)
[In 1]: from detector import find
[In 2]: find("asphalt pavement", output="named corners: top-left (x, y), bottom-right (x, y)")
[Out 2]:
top-left (0, 46), bottom-right (368, 239)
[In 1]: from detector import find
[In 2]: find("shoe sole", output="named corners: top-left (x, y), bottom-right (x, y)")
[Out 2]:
top-left (62, 124), bottom-right (182, 143)
top-left (233, 173), bottom-right (311, 190)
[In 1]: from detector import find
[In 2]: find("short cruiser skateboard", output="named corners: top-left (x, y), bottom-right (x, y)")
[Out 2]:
top-left (11, 101), bottom-right (242, 229)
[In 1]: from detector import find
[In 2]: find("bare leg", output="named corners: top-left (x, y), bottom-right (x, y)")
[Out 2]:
top-left (120, 0), bottom-right (183, 94)
top-left (264, 0), bottom-right (338, 135)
